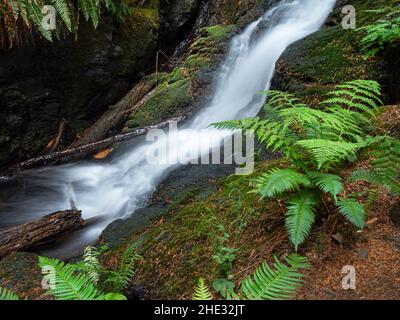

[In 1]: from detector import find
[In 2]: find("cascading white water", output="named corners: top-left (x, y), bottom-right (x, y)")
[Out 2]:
top-left (0, 0), bottom-right (336, 256)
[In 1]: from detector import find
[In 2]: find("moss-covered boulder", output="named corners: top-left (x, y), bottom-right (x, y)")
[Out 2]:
top-left (123, 24), bottom-right (237, 130)
top-left (272, 0), bottom-right (399, 105)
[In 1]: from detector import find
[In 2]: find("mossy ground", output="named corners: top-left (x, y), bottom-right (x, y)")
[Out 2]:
top-left (104, 160), bottom-right (289, 299)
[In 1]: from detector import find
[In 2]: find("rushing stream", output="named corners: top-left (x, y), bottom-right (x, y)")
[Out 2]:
top-left (0, 0), bottom-right (336, 257)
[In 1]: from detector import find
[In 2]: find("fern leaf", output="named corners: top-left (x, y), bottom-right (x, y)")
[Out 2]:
top-left (285, 191), bottom-right (319, 250)
top-left (27, 0), bottom-right (53, 41)
top-left (297, 139), bottom-right (360, 169)
top-left (82, 246), bottom-right (100, 284)
top-left (337, 198), bottom-right (366, 229)
top-left (253, 168), bottom-right (312, 198)
top-left (193, 278), bottom-right (213, 300)
top-left (241, 254), bottom-right (310, 300)
top-left (0, 287), bottom-right (20, 300)
top-left (39, 256), bottom-right (104, 300)
top-left (51, 0), bottom-right (72, 32)
top-left (307, 172), bottom-right (344, 202)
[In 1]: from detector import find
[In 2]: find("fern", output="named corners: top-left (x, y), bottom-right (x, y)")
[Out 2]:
top-left (241, 254), bottom-right (310, 300)
top-left (307, 172), bottom-right (344, 202)
top-left (297, 139), bottom-right (361, 169)
top-left (103, 243), bottom-right (141, 292)
top-left (39, 256), bottom-right (105, 300)
top-left (0, 0), bottom-right (131, 48)
top-left (51, 0), bottom-right (72, 32)
top-left (214, 80), bottom-right (398, 250)
top-left (253, 168), bottom-right (312, 198)
top-left (285, 191), bottom-right (318, 250)
top-left (82, 246), bottom-right (100, 284)
top-left (357, 6), bottom-right (400, 56)
top-left (336, 199), bottom-right (366, 229)
top-left (193, 278), bottom-right (213, 300)
top-left (0, 287), bottom-right (20, 300)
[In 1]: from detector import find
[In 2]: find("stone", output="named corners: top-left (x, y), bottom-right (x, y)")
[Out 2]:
top-left (389, 202), bottom-right (400, 227)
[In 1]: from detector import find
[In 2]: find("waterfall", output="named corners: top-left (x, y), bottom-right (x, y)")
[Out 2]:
top-left (0, 0), bottom-right (336, 256)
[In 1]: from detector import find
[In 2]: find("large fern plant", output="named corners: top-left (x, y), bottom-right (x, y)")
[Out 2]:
top-left (357, 6), bottom-right (400, 56)
top-left (193, 254), bottom-right (310, 300)
top-left (213, 80), bottom-right (400, 250)
top-left (0, 0), bottom-right (131, 48)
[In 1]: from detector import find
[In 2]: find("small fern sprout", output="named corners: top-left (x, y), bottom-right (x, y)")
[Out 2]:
top-left (193, 278), bottom-right (213, 300)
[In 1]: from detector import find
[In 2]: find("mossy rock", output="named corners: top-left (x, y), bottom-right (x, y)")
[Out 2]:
top-left (272, 0), bottom-right (398, 103)
top-left (0, 252), bottom-right (47, 300)
top-left (125, 77), bottom-right (191, 128)
top-left (124, 24), bottom-right (237, 130)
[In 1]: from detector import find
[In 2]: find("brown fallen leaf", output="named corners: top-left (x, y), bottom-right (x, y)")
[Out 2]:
top-left (93, 148), bottom-right (113, 159)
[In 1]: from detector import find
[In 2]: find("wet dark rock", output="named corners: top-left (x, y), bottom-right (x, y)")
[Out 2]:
top-left (389, 202), bottom-right (400, 227)
top-left (0, 14), bottom-right (159, 167)
top-left (358, 248), bottom-right (370, 260)
top-left (124, 285), bottom-right (148, 300)
top-left (160, 0), bottom-right (202, 47)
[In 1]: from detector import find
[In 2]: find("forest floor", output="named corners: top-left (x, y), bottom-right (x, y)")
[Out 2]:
top-left (299, 190), bottom-right (400, 300)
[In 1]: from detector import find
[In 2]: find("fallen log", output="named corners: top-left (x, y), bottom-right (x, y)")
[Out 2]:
top-left (0, 210), bottom-right (84, 259)
top-left (2, 116), bottom-right (185, 176)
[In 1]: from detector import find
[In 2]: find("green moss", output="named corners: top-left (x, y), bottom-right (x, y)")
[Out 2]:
top-left (124, 24), bottom-right (237, 130)
top-left (275, 0), bottom-right (398, 102)
top-left (122, 160), bottom-right (285, 299)
top-left (202, 25), bottom-right (237, 42)
top-left (125, 78), bottom-right (191, 128)
top-left (190, 25), bottom-right (237, 51)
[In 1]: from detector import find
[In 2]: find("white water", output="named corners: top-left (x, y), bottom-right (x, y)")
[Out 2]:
top-left (0, 0), bottom-right (335, 255)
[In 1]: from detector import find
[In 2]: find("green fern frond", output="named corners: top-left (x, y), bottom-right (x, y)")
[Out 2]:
top-left (357, 8), bottom-right (400, 56)
top-left (297, 139), bottom-right (360, 169)
top-left (307, 172), bottom-right (344, 202)
top-left (82, 246), bottom-right (100, 284)
top-left (265, 90), bottom-right (305, 110)
top-left (0, 287), bottom-right (20, 300)
top-left (370, 137), bottom-right (400, 194)
top-left (193, 278), bottom-right (213, 300)
top-left (211, 119), bottom-right (247, 130)
top-left (336, 198), bottom-right (366, 229)
top-left (116, 243), bottom-right (141, 291)
top-left (27, 0), bottom-right (53, 42)
top-left (253, 168), bottom-right (312, 198)
top-left (39, 256), bottom-right (105, 300)
top-left (1, 0), bottom-right (131, 48)
top-left (103, 243), bottom-right (141, 292)
top-left (285, 191), bottom-right (319, 250)
top-left (51, 0), bottom-right (72, 31)
top-left (241, 254), bottom-right (310, 300)
top-left (322, 80), bottom-right (382, 115)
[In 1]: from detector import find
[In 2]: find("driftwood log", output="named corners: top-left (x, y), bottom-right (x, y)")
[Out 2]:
top-left (2, 116), bottom-right (185, 177)
top-left (0, 210), bottom-right (84, 258)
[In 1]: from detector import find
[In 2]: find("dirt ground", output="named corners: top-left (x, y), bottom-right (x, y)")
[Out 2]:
top-left (299, 193), bottom-right (400, 300)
